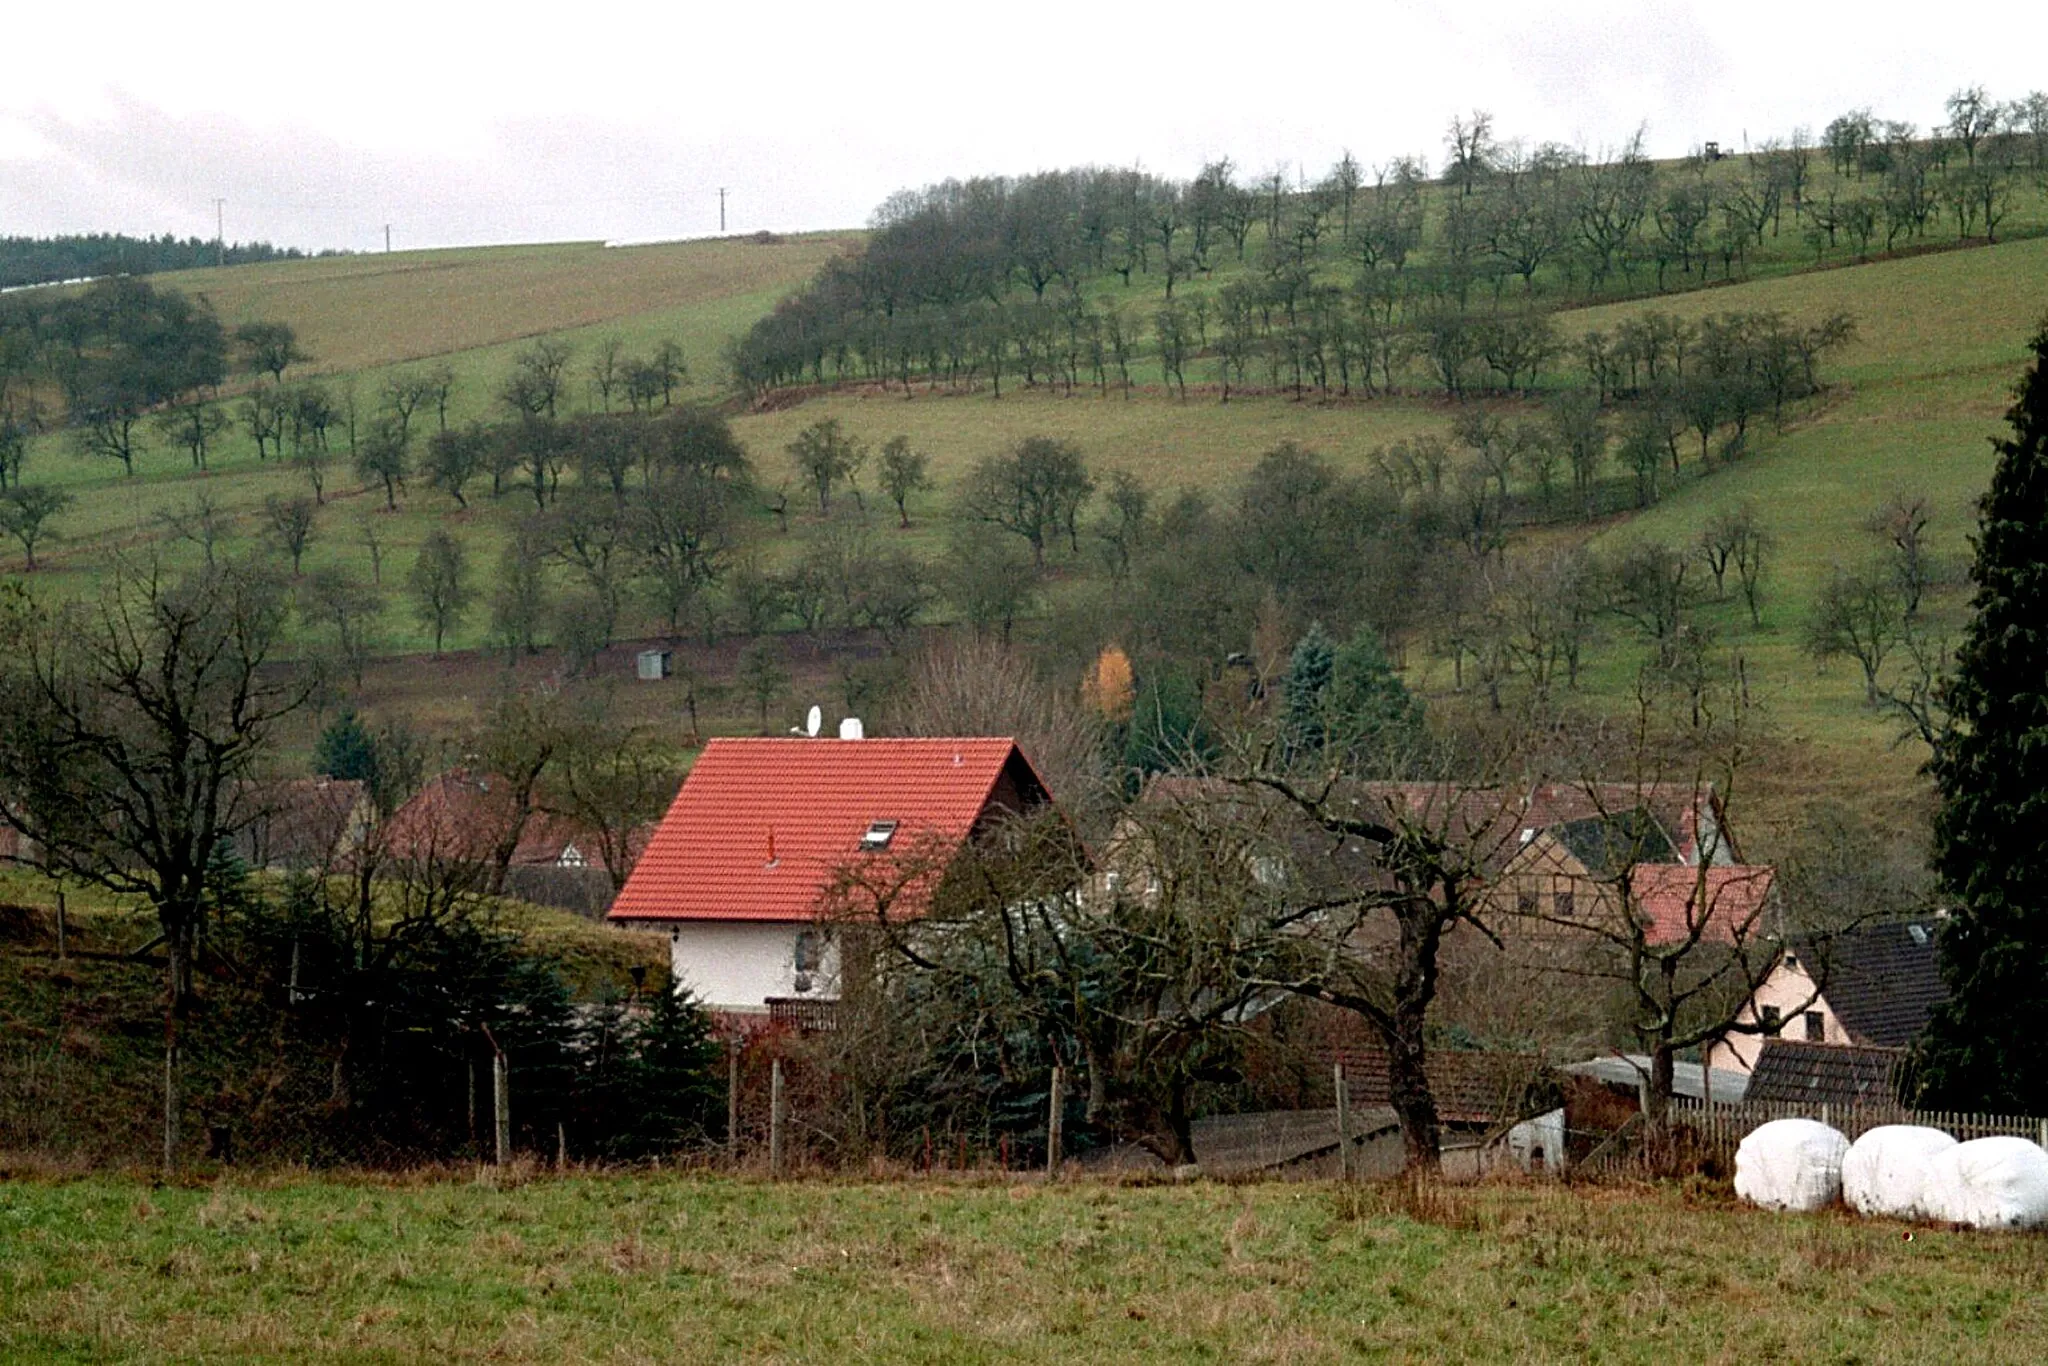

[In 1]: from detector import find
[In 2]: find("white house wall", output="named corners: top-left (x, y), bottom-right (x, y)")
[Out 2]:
top-left (1707, 959), bottom-right (1846, 1074)
top-left (661, 920), bottom-right (839, 1013)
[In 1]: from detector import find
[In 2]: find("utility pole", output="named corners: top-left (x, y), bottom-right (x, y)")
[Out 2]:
top-left (384, 224), bottom-right (392, 254)
top-left (718, 187), bottom-right (727, 234)
top-left (213, 198), bottom-right (226, 268)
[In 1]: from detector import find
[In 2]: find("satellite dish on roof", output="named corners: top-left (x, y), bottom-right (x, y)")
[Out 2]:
top-left (805, 705), bottom-right (822, 738)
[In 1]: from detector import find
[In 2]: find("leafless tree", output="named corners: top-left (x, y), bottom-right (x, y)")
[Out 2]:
top-left (891, 635), bottom-right (1104, 816)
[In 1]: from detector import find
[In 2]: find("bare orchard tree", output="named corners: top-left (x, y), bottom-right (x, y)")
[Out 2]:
top-left (889, 635), bottom-right (1104, 817)
top-left (262, 494), bottom-right (317, 576)
top-left (1516, 671), bottom-right (1865, 1123)
top-left (1194, 710), bottom-right (1537, 1173)
top-left (819, 799), bottom-right (1264, 1167)
top-left (546, 697), bottom-right (679, 891)
top-left (0, 561), bottom-right (309, 1009)
top-left (155, 490), bottom-right (233, 568)
top-left (1804, 563), bottom-right (1907, 705)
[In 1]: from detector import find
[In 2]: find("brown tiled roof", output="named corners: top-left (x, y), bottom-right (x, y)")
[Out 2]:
top-left (1745, 1039), bottom-right (1905, 1107)
top-left (1318, 1043), bottom-right (1557, 1126)
top-left (233, 778), bottom-right (366, 870)
top-left (607, 738), bottom-right (1050, 924)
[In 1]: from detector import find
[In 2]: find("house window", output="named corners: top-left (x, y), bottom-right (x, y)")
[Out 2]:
top-left (860, 820), bottom-right (899, 851)
top-left (1760, 1005), bottom-right (1782, 1034)
top-left (1553, 890), bottom-right (1576, 920)
top-left (1516, 889), bottom-right (1539, 917)
top-left (1804, 1010), bottom-right (1825, 1043)
top-left (794, 930), bottom-right (823, 974)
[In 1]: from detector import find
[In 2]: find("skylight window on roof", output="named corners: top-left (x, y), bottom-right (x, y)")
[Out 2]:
top-left (861, 820), bottom-right (899, 851)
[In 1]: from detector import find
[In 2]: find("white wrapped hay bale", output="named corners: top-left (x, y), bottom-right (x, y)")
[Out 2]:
top-left (1841, 1125), bottom-right (1957, 1220)
top-left (1921, 1136), bottom-right (2048, 1229)
top-left (1734, 1118), bottom-right (1851, 1212)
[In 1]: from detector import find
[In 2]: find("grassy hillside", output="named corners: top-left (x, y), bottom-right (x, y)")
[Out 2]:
top-left (3, 1173), bottom-right (2044, 1363)
top-left (8, 205), bottom-right (2048, 835)
top-left (1553, 233), bottom-right (2048, 824)
top-left (155, 236), bottom-right (862, 377)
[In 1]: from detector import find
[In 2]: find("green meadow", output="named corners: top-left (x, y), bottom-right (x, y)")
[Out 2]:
top-left (2, 1173), bottom-right (2043, 1364)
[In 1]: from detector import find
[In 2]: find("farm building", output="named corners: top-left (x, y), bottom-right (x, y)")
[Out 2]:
top-left (606, 736), bottom-right (1053, 1018)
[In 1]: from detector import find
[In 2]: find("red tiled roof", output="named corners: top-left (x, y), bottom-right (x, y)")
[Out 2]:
top-left (1627, 864), bottom-right (1775, 944)
top-left (607, 737), bottom-right (1048, 924)
top-left (385, 770), bottom-right (614, 871)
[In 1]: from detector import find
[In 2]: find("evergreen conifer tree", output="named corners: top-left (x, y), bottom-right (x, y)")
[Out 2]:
top-left (1118, 668), bottom-right (1214, 781)
top-left (1914, 325), bottom-right (2048, 1113)
top-left (1329, 627), bottom-right (1426, 773)
top-left (1284, 622), bottom-right (1424, 772)
top-left (314, 709), bottom-right (377, 783)
top-left (1283, 622), bottom-right (1337, 759)
top-left (618, 978), bottom-right (725, 1154)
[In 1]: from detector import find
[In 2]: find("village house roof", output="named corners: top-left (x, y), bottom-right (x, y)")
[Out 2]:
top-left (232, 777), bottom-right (368, 870)
top-left (607, 737), bottom-right (1050, 925)
top-left (385, 769), bottom-right (626, 874)
top-left (1745, 1039), bottom-right (1905, 1107)
top-left (1321, 1042), bottom-right (1559, 1126)
top-left (1792, 919), bottom-right (1946, 1048)
top-left (1549, 810), bottom-right (1677, 876)
top-left (1626, 863), bottom-right (1776, 944)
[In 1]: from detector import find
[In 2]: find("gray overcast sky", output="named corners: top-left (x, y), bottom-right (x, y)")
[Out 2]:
top-left (3, 1), bottom-right (2043, 252)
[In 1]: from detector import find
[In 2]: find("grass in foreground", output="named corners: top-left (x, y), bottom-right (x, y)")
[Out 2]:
top-left (0, 1172), bottom-right (2043, 1364)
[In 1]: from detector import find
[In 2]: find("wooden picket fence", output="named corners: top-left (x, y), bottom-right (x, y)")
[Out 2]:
top-left (1667, 1096), bottom-right (2048, 1155)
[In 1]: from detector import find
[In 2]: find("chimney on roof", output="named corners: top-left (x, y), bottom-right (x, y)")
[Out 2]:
top-left (839, 717), bottom-right (864, 740)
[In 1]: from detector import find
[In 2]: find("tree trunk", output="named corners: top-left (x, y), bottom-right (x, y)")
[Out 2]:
top-left (1644, 1042), bottom-right (1676, 1127)
top-left (1384, 1020), bottom-right (1442, 1172)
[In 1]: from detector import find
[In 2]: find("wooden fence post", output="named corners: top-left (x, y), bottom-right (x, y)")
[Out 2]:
top-left (493, 1050), bottom-right (511, 1167)
top-left (727, 1041), bottom-right (741, 1164)
top-left (1047, 1065), bottom-right (1065, 1180)
top-left (1334, 1062), bottom-right (1354, 1182)
top-left (162, 1028), bottom-right (179, 1179)
top-left (769, 1057), bottom-right (787, 1178)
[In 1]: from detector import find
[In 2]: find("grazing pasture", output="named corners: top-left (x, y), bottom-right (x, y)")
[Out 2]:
top-left (1, 1173), bottom-right (2042, 1364)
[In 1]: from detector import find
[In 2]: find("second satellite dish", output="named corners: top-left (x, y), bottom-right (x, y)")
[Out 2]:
top-left (805, 705), bottom-right (822, 737)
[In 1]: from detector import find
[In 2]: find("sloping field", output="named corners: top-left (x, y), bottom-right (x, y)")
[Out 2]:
top-left (152, 234), bottom-right (860, 375)
top-left (1552, 233), bottom-right (2048, 817)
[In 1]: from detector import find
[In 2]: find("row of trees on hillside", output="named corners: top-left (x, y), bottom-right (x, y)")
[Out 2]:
top-left (0, 278), bottom-right (309, 487)
top-left (730, 87), bottom-right (2035, 401)
top-left (0, 232), bottom-right (312, 291)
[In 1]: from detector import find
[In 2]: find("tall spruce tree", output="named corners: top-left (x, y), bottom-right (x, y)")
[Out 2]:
top-left (1914, 325), bottom-right (2048, 1113)
top-left (1282, 622), bottom-right (1337, 760)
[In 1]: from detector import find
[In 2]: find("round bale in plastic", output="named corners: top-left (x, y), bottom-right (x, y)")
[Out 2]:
top-left (1842, 1125), bottom-right (1958, 1220)
top-left (1920, 1136), bottom-right (2048, 1229)
top-left (1734, 1117), bottom-right (1851, 1212)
